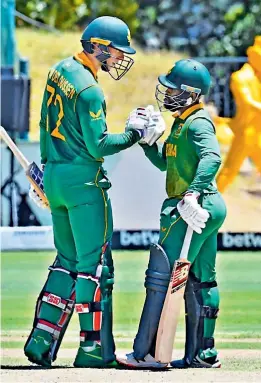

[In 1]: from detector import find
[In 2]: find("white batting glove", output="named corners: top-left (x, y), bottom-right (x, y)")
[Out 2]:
top-left (29, 185), bottom-right (49, 209)
top-left (177, 192), bottom-right (210, 234)
top-left (139, 110), bottom-right (166, 146)
top-left (125, 105), bottom-right (154, 138)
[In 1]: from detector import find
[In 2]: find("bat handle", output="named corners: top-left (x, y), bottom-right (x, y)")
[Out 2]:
top-left (0, 125), bottom-right (30, 169)
top-left (179, 226), bottom-right (194, 260)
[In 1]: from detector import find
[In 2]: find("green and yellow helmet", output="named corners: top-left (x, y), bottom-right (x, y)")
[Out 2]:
top-left (156, 59), bottom-right (212, 112)
top-left (81, 16), bottom-right (136, 80)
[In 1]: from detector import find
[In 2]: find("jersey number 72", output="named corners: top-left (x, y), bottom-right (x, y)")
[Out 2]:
top-left (46, 85), bottom-right (66, 142)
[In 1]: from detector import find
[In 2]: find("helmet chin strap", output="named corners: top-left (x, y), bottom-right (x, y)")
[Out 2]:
top-left (168, 98), bottom-right (198, 113)
top-left (95, 44), bottom-right (111, 72)
top-left (82, 42), bottom-right (111, 72)
top-left (101, 63), bottom-right (110, 72)
top-left (82, 41), bottom-right (134, 80)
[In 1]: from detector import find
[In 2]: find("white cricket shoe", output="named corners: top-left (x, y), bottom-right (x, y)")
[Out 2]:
top-left (117, 352), bottom-right (168, 369)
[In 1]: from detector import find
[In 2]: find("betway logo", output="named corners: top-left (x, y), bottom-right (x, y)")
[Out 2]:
top-left (120, 230), bottom-right (159, 247)
top-left (222, 233), bottom-right (261, 248)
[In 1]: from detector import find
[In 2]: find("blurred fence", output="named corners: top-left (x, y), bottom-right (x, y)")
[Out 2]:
top-left (196, 57), bottom-right (247, 117)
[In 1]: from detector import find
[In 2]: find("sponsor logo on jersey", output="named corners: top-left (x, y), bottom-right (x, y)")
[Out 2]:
top-left (166, 143), bottom-right (177, 157)
top-left (90, 109), bottom-right (102, 120)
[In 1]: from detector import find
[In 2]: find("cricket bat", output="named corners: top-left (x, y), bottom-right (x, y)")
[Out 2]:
top-left (0, 125), bottom-right (49, 208)
top-left (155, 225), bottom-right (193, 363)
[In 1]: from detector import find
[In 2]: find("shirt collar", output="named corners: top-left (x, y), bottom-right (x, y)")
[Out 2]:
top-left (172, 102), bottom-right (204, 120)
top-left (74, 51), bottom-right (98, 79)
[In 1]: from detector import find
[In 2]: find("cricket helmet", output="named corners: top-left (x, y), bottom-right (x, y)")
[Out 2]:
top-left (156, 59), bottom-right (212, 112)
top-left (81, 16), bottom-right (136, 80)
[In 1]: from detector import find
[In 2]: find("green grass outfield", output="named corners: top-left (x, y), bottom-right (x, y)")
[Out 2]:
top-left (1, 250), bottom-right (261, 353)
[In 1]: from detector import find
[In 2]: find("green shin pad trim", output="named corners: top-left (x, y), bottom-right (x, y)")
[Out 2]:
top-left (24, 260), bottom-right (76, 363)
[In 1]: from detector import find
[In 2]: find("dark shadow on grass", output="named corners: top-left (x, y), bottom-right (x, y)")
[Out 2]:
top-left (114, 365), bottom-right (171, 372)
top-left (1, 365), bottom-right (171, 372)
top-left (0, 365), bottom-right (73, 370)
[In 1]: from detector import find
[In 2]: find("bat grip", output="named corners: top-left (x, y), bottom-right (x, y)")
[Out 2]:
top-left (0, 126), bottom-right (30, 169)
top-left (179, 226), bottom-right (194, 260)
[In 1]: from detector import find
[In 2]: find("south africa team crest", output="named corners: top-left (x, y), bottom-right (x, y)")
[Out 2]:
top-left (174, 123), bottom-right (184, 138)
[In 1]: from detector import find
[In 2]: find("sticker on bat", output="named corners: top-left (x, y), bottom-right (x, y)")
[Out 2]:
top-left (171, 261), bottom-right (190, 294)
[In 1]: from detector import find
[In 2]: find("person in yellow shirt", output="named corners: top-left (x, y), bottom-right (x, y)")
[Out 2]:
top-left (216, 36), bottom-right (261, 192)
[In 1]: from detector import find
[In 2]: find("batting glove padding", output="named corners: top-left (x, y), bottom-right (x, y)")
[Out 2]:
top-left (29, 185), bottom-right (49, 209)
top-left (126, 105), bottom-right (165, 146)
top-left (177, 192), bottom-right (210, 234)
top-left (139, 110), bottom-right (166, 146)
top-left (125, 106), bottom-right (153, 138)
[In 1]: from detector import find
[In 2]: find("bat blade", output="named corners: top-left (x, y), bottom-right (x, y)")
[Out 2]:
top-left (155, 258), bottom-right (191, 363)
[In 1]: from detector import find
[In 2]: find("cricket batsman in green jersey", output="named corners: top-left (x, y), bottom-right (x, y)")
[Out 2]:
top-left (24, 16), bottom-right (164, 368)
top-left (118, 59), bottom-right (227, 369)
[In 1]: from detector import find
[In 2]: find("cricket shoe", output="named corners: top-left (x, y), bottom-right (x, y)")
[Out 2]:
top-left (171, 355), bottom-right (221, 369)
top-left (117, 352), bottom-right (168, 369)
top-left (74, 343), bottom-right (118, 368)
top-left (24, 329), bottom-right (52, 367)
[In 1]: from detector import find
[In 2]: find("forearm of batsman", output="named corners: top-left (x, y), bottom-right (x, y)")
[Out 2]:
top-left (87, 130), bottom-right (141, 158)
top-left (77, 87), bottom-right (140, 158)
top-left (140, 142), bottom-right (167, 171)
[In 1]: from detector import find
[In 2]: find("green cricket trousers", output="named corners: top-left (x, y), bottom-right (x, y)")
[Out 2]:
top-left (159, 192), bottom-right (227, 351)
top-left (38, 162), bottom-right (115, 357)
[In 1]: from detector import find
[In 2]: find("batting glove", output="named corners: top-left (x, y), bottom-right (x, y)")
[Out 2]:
top-left (177, 192), bottom-right (210, 234)
top-left (125, 105), bottom-right (154, 138)
top-left (139, 110), bottom-right (166, 146)
top-left (29, 185), bottom-right (49, 209)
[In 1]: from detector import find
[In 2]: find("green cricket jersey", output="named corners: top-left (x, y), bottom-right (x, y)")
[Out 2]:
top-left (39, 51), bottom-right (140, 166)
top-left (142, 103), bottom-right (221, 197)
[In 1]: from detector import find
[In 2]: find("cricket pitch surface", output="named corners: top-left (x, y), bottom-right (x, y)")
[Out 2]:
top-left (1, 348), bottom-right (261, 382)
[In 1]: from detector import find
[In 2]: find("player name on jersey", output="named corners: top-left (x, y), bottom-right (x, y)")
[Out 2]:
top-left (48, 68), bottom-right (76, 99)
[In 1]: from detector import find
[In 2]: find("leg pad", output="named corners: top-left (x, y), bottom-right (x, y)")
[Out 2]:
top-left (133, 244), bottom-right (170, 359)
